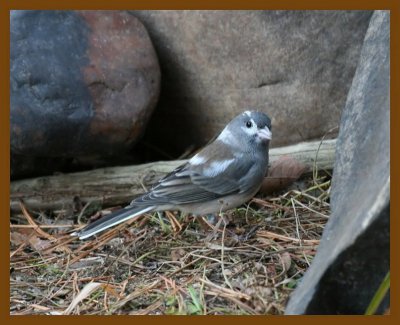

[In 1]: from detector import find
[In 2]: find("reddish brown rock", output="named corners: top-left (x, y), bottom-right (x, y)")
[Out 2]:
top-left (10, 10), bottom-right (160, 178)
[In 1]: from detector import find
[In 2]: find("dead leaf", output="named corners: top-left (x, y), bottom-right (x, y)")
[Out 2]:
top-left (18, 201), bottom-right (72, 254)
top-left (280, 251), bottom-right (292, 273)
top-left (171, 248), bottom-right (186, 262)
top-left (260, 155), bottom-right (308, 194)
top-left (63, 282), bottom-right (120, 315)
top-left (10, 229), bottom-right (51, 252)
top-left (29, 236), bottom-right (52, 251)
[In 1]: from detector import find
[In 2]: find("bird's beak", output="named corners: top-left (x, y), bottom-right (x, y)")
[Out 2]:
top-left (257, 127), bottom-right (272, 141)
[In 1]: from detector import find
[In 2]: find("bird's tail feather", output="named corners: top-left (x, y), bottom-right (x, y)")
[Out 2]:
top-left (72, 206), bottom-right (154, 240)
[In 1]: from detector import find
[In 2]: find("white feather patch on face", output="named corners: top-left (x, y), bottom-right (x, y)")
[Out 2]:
top-left (203, 159), bottom-right (235, 177)
top-left (244, 111), bottom-right (252, 117)
top-left (217, 127), bottom-right (234, 145)
top-left (190, 154), bottom-right (207, 165)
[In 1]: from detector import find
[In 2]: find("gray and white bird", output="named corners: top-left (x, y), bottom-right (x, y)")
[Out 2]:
top-left (74, 111), bottom-right (272, 240)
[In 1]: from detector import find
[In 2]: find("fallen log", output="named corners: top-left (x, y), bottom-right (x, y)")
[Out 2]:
top-left (10, 139), bottom-right (336, 212)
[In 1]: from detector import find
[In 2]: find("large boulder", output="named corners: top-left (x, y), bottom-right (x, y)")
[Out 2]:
top-left (11, 10), bottom-right (160, 179)
top-left (130, 10), bottom-right (373, 157)
top-left (285, 10), bottom-right (390, 314)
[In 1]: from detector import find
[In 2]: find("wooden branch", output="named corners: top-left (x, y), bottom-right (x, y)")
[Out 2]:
top-left (10, 139), bottom-right (336, 212)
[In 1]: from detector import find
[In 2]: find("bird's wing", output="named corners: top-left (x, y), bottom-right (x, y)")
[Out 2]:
top-left (131, 162), bottom-right (220, 205)
top-left (189, 142), bottom-right (255, 195)
top-left (132, 141), bottom-right (254, 206)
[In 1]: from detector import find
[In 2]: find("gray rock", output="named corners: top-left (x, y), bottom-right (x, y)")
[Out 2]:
top-left (285, 10), bottom-right (390, 315)
top-left (11, 10), bottom-right (160, 178)
top-left (130, 10), bottom-right (372, 157)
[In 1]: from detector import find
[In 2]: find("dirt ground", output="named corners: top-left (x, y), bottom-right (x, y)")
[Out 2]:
top-left (10, 173), bottom-right (330, 315)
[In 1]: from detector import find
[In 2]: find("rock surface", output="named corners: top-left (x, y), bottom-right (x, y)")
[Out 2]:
top-left (285, 10), bottom-right (390, 315)
top-left (10, 10), bottom-right (160, 178)
top-left (131, 10), bottom-right (373, 157)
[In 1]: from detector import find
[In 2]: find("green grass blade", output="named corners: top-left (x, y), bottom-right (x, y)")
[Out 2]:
top-left (365, 271), bottom-right (390, 315)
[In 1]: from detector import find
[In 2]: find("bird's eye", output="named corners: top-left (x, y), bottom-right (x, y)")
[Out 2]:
top-left (246, 121), bottom-right (252, 128)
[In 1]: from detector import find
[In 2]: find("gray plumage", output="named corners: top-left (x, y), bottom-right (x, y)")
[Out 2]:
top-left (74, 111), bottom-right (272, 240)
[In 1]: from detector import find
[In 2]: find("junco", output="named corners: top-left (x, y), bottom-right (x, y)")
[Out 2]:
top-left (74, 111), bottom-right (272, 240)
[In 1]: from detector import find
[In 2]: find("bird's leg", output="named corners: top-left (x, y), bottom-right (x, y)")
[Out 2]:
top-left (198, 214), bottom-right (217, 230)
top-left (203, 214), bottom-right (226, 242)
top-left (218, 212), bottom-right (230, 225)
